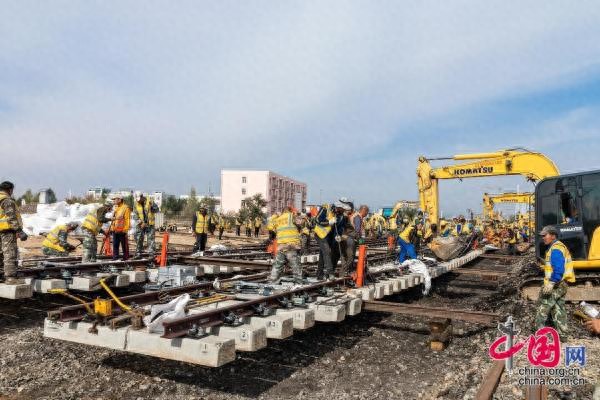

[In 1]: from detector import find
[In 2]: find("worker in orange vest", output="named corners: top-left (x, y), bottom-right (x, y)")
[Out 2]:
top-left (110, 194), bottom-right (131, 260)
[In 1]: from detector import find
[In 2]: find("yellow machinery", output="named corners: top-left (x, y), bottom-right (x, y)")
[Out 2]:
top-left (417, 148), bottom-right (559, 226)
top-left (482, 192), bottom-right (534, 224)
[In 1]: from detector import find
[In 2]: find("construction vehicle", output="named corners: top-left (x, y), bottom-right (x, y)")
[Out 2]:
top-left (518, 169), bottom-right (600, 301)
top-left (482, 192), bottom-right (534, 221)
top-left (417, 148), bottom-right (559, 226)
top-left (415, 148), bottom-right (599, 300)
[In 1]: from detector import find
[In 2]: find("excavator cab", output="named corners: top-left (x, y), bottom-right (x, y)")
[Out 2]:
top-left (535, 170), bottom-right (600, 267)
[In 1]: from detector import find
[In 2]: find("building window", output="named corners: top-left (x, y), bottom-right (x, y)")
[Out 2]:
top-left (242, 188), bottom-right (246, 195)
top-left (242, 176), bottom-right (247, 184)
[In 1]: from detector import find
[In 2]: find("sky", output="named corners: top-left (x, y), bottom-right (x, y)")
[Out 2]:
top-left (2, 1), bottom-right (600, 215)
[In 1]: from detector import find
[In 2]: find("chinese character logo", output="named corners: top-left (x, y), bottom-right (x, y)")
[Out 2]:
top-left (489, 317), bottom-right (562, 370)
top-left (565, 346), bottom-right (586, 367)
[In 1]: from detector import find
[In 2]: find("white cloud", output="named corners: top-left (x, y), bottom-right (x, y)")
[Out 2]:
top-left (1, 1), bottom-right (600, 211)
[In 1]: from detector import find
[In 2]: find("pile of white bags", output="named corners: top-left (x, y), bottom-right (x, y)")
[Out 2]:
top-left (21, 201), bottom-right (102, 235)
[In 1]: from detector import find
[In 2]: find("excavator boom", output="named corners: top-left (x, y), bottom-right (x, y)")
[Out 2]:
top-left (417, 149), bottom-right (558, 224)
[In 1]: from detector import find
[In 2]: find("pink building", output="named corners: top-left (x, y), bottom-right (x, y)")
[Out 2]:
top-left (220, 170), bottom-right (307, 215)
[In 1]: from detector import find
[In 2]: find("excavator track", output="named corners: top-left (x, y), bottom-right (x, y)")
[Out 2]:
top-left (519, 274), bottom-right (600, 302)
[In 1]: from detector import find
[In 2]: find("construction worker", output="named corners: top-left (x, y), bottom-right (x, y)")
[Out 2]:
top-left (208, 212), bottom-right (218, 236)
top-left (269, 205), bottom-right (303, 283)
top-left (506, 224), bottom-right (517, 255)
top-left (192, 206), bottom-right (209, 255)
top-left (330, 202), bottom-right (351, 277)
top-left (217, 213), bottom-right (226, 240)
top-left (299, 210), bottom-right (313, 255)
top-left (439, 220), bottom-right (451, 237)
top-left (110, 194), bottom-right (131, 260)
top-left (42, 222), bottom-right (79, 257)
top-left (341, 204), bottom-right (368, 276)
top-left (235, 215), bottom-right (242, 236)
top-left (245, 218), bottom-right (253, 237)
top-left (254, 215), bottom-right (262, 238)
top-left (0, 181), bottom-right (28, 284)
top-left (423, 223), bottom-right (437, 245)
top-left (81, 204), bottom-right (111, 262)
top-left (133, 192), bottom-right (159, 259)
top-left (535, 226), bottom-right (576, 340)
top-left (397, 220), bottom-right (422, 263)
top-left (314, 203), bottom-right (336, 280)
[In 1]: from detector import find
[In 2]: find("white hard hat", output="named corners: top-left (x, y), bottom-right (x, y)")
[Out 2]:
top-left (134, 191), bottom-right (143, 201)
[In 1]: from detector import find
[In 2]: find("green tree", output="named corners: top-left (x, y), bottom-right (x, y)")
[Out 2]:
top-left (123, 195), bottom-right (134, 209)
top-left (46, 188), bottom-right (57, 203)
top-left (239, 193), bottom-right (267, 222)
top-left (17, 189), bottom-right (35, 204)
top-left (162, 195), bottom-right (186, 217)
top-left (182, 186), bottom-right (199, 218)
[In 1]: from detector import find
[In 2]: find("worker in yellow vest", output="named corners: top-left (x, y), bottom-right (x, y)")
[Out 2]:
top-left (235, 215), bottom-right (242, 236)
top-left (192, 206), bottom-right (209, 255)
top-left (0, 181), bottom-right (28, 284)
top-left (245, 218), bottom-right (253, 237)
top-left (314, 203), bottom-right (336, 280)
top-left (133, 192), bottom-right (159, 259)
top-left (217, 213), bottom-right (226, 240)
top-left (397, 221), bottom-right (422, 263)
top-left (506, 223), bottom-right (518, 255)
top-left (110, 194), bottom-right (131, 260)
top-left (42, 222), bottom-right (79, 257)
top-left (269, 205), bottom-right (303, 283)
top-left (535, 226), bottom-right (576, 339)
top-left (254, 216), bottom-right (262, 238)
top-left (81, 204), bottom-right (111, 262)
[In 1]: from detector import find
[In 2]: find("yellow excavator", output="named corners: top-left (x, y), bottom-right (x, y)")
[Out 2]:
top-left (417, 148), bottom-right (558, 226)
top-left (416, 148), bottom-right (600, 300)
top-left (482, 192), bottom-right (534, 225)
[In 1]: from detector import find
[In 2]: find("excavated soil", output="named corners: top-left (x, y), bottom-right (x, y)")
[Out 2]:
top-left (0, 253), bottom-right (597, 400)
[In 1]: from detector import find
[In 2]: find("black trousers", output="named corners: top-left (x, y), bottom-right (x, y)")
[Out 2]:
top-left (112, 232), bottom-right (129, 260)
top-left (316, 236), bottom-right (334, 279)
top-left (236, 226), bottom-right (241, 236)
top-left (218, 228), bottom-right (224, 240)
top-left (194, 233), bottom-right (207, 252)
top-left (254, 227), bottom-right (260, 237)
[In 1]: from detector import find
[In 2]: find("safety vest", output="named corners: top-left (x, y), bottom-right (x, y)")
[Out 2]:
top-left (399, 225), bottom-right (414, 242)
top-left (111, 204), bottom-right (130, 233)
top-left (508, 229), bottom-right (517, 244)
top-left (314, 205), bottom-right (334, 239)
top-left (217, 216), bottom-right (225, 229)
top-left (82, 211), bottom-right (101, 235)
top-left (544, 240), bottom-right (576, 285)
top-left (300, 215), bottom-right (312, 235)
top-left (440, 227), bottom-right (450, 237)
top-left (42, 225), bottom-right (68, 252)
top-left (254, 217), bottom-right (262, 228)
top-left (135, 198), bottom-right (155, 226)
top-left (274, 212), bottom-right (300, 246)
top-left (195, 212), bottom-right (209, 234)
top-left (0, 192), bottom-right (21, 232)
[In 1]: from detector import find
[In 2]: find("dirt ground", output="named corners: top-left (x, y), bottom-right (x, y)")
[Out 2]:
top-left (0, 254), bottom-right (598, 400)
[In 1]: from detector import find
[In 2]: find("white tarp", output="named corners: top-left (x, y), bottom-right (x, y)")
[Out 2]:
top-left (401, 259), bottom-right (432, 295)
top-left (144, 293), bottom-right (190, 334)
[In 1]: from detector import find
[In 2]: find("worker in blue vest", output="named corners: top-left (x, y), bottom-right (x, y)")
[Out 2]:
top-left (535, 225), bottom-right (576, 339)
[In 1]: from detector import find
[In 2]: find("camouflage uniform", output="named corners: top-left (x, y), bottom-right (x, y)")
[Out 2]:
top-left (135, 226), bottom-right (156, 258)
top-left (81, 230), bottom-right (98, 262)
top-left (534, 281), bottom-right (568, 338)
top-left (0, 193), bottom-right (22, 279)
top-left (270, 246), bottom-right (302, 283)
top-left (42, 228), bottom-right (71, 257)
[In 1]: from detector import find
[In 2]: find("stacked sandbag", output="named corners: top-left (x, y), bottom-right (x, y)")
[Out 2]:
top-left (428, 236), bottom-right (466, 261)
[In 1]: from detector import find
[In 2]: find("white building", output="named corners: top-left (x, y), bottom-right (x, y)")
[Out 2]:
top-left (220, 170), bottom-right (307, 214)
top-left (87, 187), bottom-right (107, 200)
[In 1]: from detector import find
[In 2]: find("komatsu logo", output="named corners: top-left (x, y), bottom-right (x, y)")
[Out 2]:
top-left (560, 226), bottom-right (582, 233)
top-left (451, 166), bottom-right (494, 176)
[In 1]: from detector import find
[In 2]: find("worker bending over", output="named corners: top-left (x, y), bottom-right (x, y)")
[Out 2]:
top-left (0, 181), bottom-right (28, 284)
top-left (397, 220), bottom-right (422, 263)
top-left (299, 210), bottom-right (313, 255)
top-left (535, 226), bottom-right (575, 340)
top-left (81, 203), bottom-right (111, 262)
top-left (42, 222), bottom-right (79, 257)
top-left (133, 192), bottom-right (159, 259)
top-left (269, 205), bottom-right (303, 283)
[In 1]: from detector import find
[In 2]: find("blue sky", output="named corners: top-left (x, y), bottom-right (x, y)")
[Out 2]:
top-left (2, 1), bottom-right (600, 214)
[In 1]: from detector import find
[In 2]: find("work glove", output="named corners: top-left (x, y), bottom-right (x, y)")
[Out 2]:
top-left (542, 281), bottom-right (555, 295)
top-left (328, 218), bottom-right (337, 226)
top-left (17, 230), bottom-right (28, 241)
top-left (358, 237), bottom-right (365, 245)
top-left (334, 235), bottom-right (342, 243)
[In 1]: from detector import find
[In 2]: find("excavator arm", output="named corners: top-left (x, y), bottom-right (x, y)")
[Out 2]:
top-left (483, 192), bottom-right (534, 221)
top-left (417, 149), bottom-right (558, 224)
